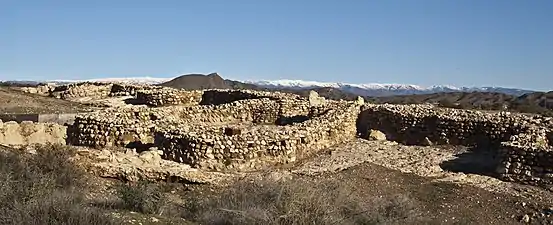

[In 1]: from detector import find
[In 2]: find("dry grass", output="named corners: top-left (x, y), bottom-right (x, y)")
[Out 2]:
top-left (114, 181), bottom-right (166, 215)
top-left (0, 144), bottom-right (120, 225)
top-left (181, 179), bottom-right (420, 225)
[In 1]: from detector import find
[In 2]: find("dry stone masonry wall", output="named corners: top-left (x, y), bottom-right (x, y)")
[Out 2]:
top-left (155, 101), bottom-right (360, 170)
top-left (357, 103), bottom-right (553, 187)
top-left (21, 82), bottom-right (162, 100)
top-left (497, 129), bottom-right (553, 186)
top-left (135, 88), bottom-right (203, 106)
top-left (50, 82), bottom-right (114, 100)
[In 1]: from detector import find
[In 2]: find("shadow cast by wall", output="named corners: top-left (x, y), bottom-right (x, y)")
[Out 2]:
top-left (124, 98), bottom-right (147, 105)
top-left (275, 115), bottom-right (310, 126)
top-left (125, 141), bottom-right (155, 153)
top-left (439, 146), bottom-right (501, 177)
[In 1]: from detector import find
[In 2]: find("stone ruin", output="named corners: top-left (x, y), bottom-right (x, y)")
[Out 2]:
top-left (21, 82), bottom-right (163, 100)
top-left (357, 104), bottom-right (553, 187)
top-left (22, 82), bottom-right (552, 188)
top-left (67, 88), bottom-right (360, 170)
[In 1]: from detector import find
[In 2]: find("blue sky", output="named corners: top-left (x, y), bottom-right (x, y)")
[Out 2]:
top-left (2, 0), bottom-right (552, 90)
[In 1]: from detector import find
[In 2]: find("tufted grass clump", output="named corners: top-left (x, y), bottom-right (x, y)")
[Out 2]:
top-left (181, 179), bottom-right (419, 225)
top-left (0, 144), bottom-right (120, 225)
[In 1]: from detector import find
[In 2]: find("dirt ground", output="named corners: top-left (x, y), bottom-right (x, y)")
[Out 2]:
top-left (0, 87), bottom-right (90, 114)
top-left (78, 140), bottom-right (553, 224)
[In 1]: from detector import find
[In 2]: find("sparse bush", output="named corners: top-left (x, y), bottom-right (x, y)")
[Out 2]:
top-left (181, 179), bottom-right (419, 225)
top-left (0, 145), bottom-right (120, 225)
top-left (115, 181), bottom-right (165, 214)
top-left (1, 191), bottom-right (120, 225)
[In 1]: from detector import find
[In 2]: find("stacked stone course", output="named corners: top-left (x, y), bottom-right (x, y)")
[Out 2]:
top-left (134, 88), bottom-right (303, 107)
top-left (497, 128), bottom-right (553, 186)
top-left (356, 104), bottom-right (551, 146)
top-left (50, 82), bottom-right (114, 99)
top-left (109, 84), bottom-right (161, 97)
top-left (135, 88), bottom-right (204, 106)
top-left (68, 96), bottom-right (308, 149)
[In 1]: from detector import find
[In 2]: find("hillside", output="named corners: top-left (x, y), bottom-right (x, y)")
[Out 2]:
top-left (369, 91), bottom-right (553, 116)
top-left (0, 87), bottom-right (89, 114)
top-left (158, 73), bottom-right (231, 90)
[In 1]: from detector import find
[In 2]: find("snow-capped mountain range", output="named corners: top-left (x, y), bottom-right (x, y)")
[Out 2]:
top-left (240, 79), bottom-right (534, 97)
top-left (1, 77), bottom-right (535, 97)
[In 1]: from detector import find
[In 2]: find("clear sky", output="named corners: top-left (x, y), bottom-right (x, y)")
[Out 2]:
top-left (2, 0), bottom-right (552, 90)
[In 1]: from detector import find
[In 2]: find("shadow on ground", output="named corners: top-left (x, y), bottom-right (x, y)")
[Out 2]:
top-left (439, 146), bottom-right (501, 177)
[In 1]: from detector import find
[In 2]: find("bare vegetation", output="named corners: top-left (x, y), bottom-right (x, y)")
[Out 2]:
top-left (180, 179), bottom-right (420, 225)
top-left (0, 144), bottom-right (120, 225)
top-left (115, 181), bottom-right (166, 215)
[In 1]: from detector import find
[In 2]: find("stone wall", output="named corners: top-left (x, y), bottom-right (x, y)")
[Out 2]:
top-left (357, 103), bottom-right (553, 187)
top-left (109, 84), bottom-right (161, 97)
top-left (497, 129), bottom-right (553, 186)
top-left (67, 97), bottom-right (301, 148)
top-left (20, 84), bottom-right (56, 96)
top-left (356, 104), bottom-right (542, 146)
top-left (21, 82), bottom-right (161, 100)
top-left (0, 120), bottom-right (67, 146)
top-left (135, 88), bottom-right (204, 106)
top-left (155, 101), bottom-right (361, 170)
top-left (134, 88), bottom-right (303, 107)
top-left (63, 85), bottom-right (553, 186)
top-left (50, 82), bottom-right (114, 100)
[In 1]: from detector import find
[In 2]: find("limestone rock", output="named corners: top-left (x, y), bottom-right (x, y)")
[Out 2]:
top-left (368, 130), bottom-right (387, 141)
top-left (308, 90), bottom-right (325, 107)
top-left (354, 96), bottom-right (365, 106)
top-left (421, 137), bottom-right (433, 146)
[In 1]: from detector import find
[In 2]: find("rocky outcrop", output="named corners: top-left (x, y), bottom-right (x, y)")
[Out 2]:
top-left (0, 120), bottom-right (67, 146)
top-left (77, 147), bottom-right (234, 184)
top-left (20, 84), bottom-right (56, 96)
